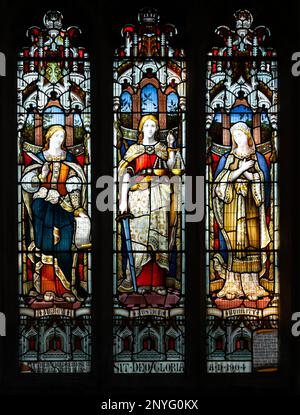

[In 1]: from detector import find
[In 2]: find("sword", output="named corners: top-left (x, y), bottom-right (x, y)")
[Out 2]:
top-left (116, 212), bottom-right (137, 292)
top-left (27, 152), bottom-right (44, 165)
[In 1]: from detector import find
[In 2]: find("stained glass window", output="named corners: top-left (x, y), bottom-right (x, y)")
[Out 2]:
top-left (206, 10), bottom-right (279, 373)
top-left (18, 11), bottom-right (91, 373)
top-left (113, 8), bottom-right (186, 374)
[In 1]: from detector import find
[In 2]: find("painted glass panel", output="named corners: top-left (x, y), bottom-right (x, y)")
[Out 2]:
top-left (206, 9), bottom-right (279, 373)
top-left (113, 8), bottom-right (186, 374)
top-left (18, 11), bottom-right (91, 373)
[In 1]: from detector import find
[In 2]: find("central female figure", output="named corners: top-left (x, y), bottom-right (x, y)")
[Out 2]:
top-left (118, 115), bottom-right (177, 295)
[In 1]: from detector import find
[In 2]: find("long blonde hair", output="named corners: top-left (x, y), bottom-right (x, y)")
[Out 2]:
top-left (43, 125), bottom-right (66, 150)
top-left (230, 122), bottom-right (255, 155)
top-left (137, 115), bottom-right (159, 144)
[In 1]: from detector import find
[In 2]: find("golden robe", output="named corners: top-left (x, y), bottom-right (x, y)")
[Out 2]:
top-left (213, 152), bottom-right (271, 278)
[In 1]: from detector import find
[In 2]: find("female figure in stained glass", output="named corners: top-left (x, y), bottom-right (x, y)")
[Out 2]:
top-left (118, 115), bottom-right (179, 295)
top-left (213, 122), bottom-right (270, 300)
top-left (21, 125), bottom-right (89, 302)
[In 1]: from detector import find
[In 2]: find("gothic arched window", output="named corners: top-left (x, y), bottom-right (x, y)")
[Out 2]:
top-left (167, 91), bottom-right (179, 129)
top-left (141, 84), bottom-right (158, 114)
top-left (18, 10), bottom-right (92, 373)
top-left (113, 8), bottom-right (186, 374)
top-left (206, 10), bottom-right (279, 373)
top-left (120, 91), bottom-right (133, 128)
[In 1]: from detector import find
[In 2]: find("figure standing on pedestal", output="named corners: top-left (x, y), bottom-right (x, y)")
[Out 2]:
top-left (118, 115), bottom-right (181, 295)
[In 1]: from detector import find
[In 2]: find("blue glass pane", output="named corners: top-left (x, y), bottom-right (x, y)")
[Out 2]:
top-left (43, 106), bottom-right (65, 127)
top-left (214, 112), bottom-right (222, 123)
top-left (261, 113), bottom-right (270, 124)
top-left (26, 113), bottom-right (35, 125)
top-left (74, 113), bottom-right (83, 126)
top-left (230, 104), bottom-right (252, 124)
top-left (141, 84), bottom-right (158, 113)
top-left (120, 91), bottom-right (132, 112)
top-left (167, 92), bottom-right (179, 113)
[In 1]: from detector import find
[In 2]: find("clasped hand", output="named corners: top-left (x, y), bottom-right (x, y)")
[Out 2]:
top-left (239, 158), bottom-right (255, 181)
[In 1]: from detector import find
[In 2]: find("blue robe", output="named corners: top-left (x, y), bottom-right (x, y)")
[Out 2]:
top-left (31, 151), bottom-right (76, 287)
